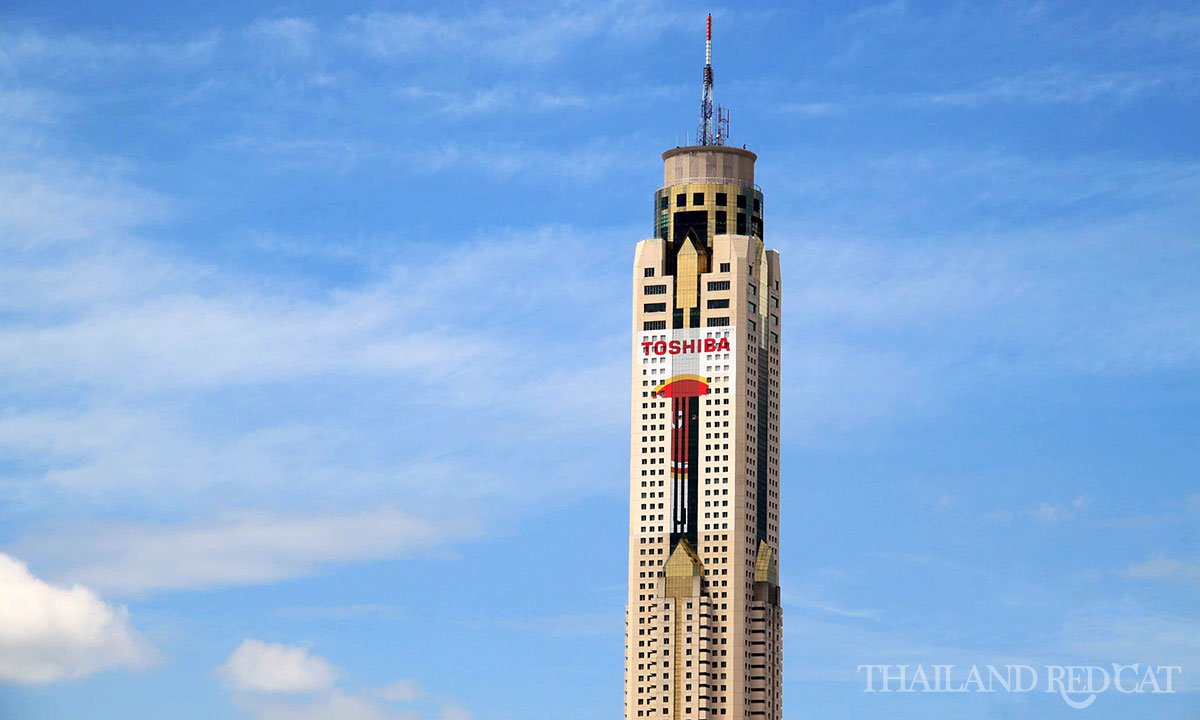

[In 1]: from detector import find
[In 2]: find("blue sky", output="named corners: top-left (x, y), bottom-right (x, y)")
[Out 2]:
top-left (0, 1), bottom-right (1197, 718)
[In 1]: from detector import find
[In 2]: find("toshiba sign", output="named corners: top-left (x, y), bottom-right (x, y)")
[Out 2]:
top-left (640, 337), bottom-right (731, 357)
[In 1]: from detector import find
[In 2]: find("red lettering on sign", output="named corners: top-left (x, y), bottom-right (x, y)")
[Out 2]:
top-left (642, 334), bottom-right (732, 356)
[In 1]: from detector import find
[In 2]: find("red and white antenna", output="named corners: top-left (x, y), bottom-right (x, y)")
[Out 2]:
top-left (697, 13), bottom-right (728, 146)
top-left (706, 13), bottom-right (712, 66)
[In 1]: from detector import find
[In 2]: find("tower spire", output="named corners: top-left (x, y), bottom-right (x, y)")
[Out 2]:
top-left (706, 13), bottom-right (712, 67)
top-left (697, 13), bottom-right (729, 146)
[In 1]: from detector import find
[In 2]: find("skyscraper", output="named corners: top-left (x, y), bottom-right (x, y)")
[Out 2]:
top-left (625, 15), bottom-right (783, 720)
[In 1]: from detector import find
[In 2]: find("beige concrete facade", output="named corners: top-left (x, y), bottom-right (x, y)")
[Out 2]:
top-left (626, 146), bottom-right (783, 720)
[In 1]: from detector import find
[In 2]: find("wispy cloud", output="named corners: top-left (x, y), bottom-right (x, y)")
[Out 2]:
top-left (916, 66), bottom-right (1199, 107)
top-left (0, 82), bottom-right (634, 569)
top-left (0, 116), bottom-right (643, 597)
top-left (0, 8), bottom-right (681, 185)
top-left (1060, 609), bottom-right (1200, 689)
top-left (1126, 557), bottom-right (1200, 585)
top-left (374, 679), bottom-right (423, 703)
top-left (0, 156), bottom-right (167, 248)
top-left (768, 148), bottom-right (1200, 443)
top-left (0, 28), bottom-right (219, 70)
top-left (276, 604), bottom-right (407, 622)
top-left (16, 508), bottom-right (479, 596)
top-left (501, 612), bottom-right (622, 639)
top-left (216, 133), bottom-right (645, 181)
top-left (439, 706), bottom-right (473, 720)
top-left (1025, 495), bottom-right (1091, 525)
top-left (245, 692), bottom-right (421, 720)
top-left (983, 496), bottom-right (1092, 525)
top-left (773, 63), bottom-right (1198, 117)
top-left (245, 18), bottom-right (318, 58)
top-left (1095, 512), bottom-right (1186, 530)
top-left (340, 3), bottom-right (684, 66)
top-left (785, 594), bottom-right (880, 622)
top-left (0, 218), bottom-right (630, 509)
top-left (218, 640), bottom-right (463, 720)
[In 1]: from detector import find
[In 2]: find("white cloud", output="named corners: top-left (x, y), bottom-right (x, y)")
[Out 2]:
top-left (983, 509), bottom-right (1014, 523)
top-left (374, 679), bottom-right (423, 702)
top-left (218, 645), bottom-right (433, 720)
top-left (1024, 495), bottom-right (1090, 525)
top-left (248, 693), bottom-right (420, 720)
top-left (17, 508), bottom-right (478, 596)
top-left (501, 612), bottom-right (622, 639)
top-left (1126, 557), bottom-right (1200, 584)
top-left (219, 639), bottom-right (337, 694)
top-left (917, 66), bottom-right (1198, 107)
top-left (0, 156), bottom-right (166, 248)
top-left (783, 594), bottom-right (880, 621)
top-left (341, 4), bottom-right (683, 66)
top-left (0, 173), bottom-right (628, 590)
top-left (0, 552), bottom-right (154, 683)
top-left (0, 27), bottom-right (218, 71)
top-left (1060, 610), bottom-right (1200, 690)
top-left (764, 153), bottom-right (1200, 438)
top-left (0, 252), bottom-right (498, 391)
top-left (1028, 502), bottom-right (1063, 524)
top-left (246, 18), bottom-right (318, 57)
top-left (0, 106), bottom-right (628, 593)
top-left (440, 705), bottom-right (474, 720)
top-left (1017, 494), bottom-right (1094, 523)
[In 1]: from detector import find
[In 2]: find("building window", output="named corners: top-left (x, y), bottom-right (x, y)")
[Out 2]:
top-left (644, 302), bottom-right (667, 312)
top-left (707, 299), bottom-right (730, 309)
top-left (753, 198), bottom-right (761, 213)
top-left (719, 262), bottom-right (730, 273)
top-left (707, 280), bottom-right (730, 291)
top-left (736, 194), bottom-right (747, 209)
top-left (693, 192), bottom-right (705, 205)
top-left (736, 213), bottom-right (746, 235)
top-left (715, 192), bottom-right (727, 206)
top-left (644, 267), bottom-right (655, 278)
top-left (644, 320), bottom-right (667, 330)
top-left (714, 210), bottom-right (726, 235)
top-left (707, 317), bottom-right (730, 327)
top-left (676, 193), bottom-right (686, 208)
top-left (660, 196), bottom-right (668, 210)
top-left (644, 284), bottom-right (667, 295)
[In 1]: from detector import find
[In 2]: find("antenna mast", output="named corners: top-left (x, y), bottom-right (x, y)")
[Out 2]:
top-left (697, 14), bottom-right (729, 146)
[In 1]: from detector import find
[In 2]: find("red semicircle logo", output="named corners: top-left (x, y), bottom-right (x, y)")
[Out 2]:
top-left (653, 374), bottom-right (710, 398)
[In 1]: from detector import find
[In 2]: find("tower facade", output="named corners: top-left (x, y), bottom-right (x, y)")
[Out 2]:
top-left (624, 18), bottom-right (783, 720)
